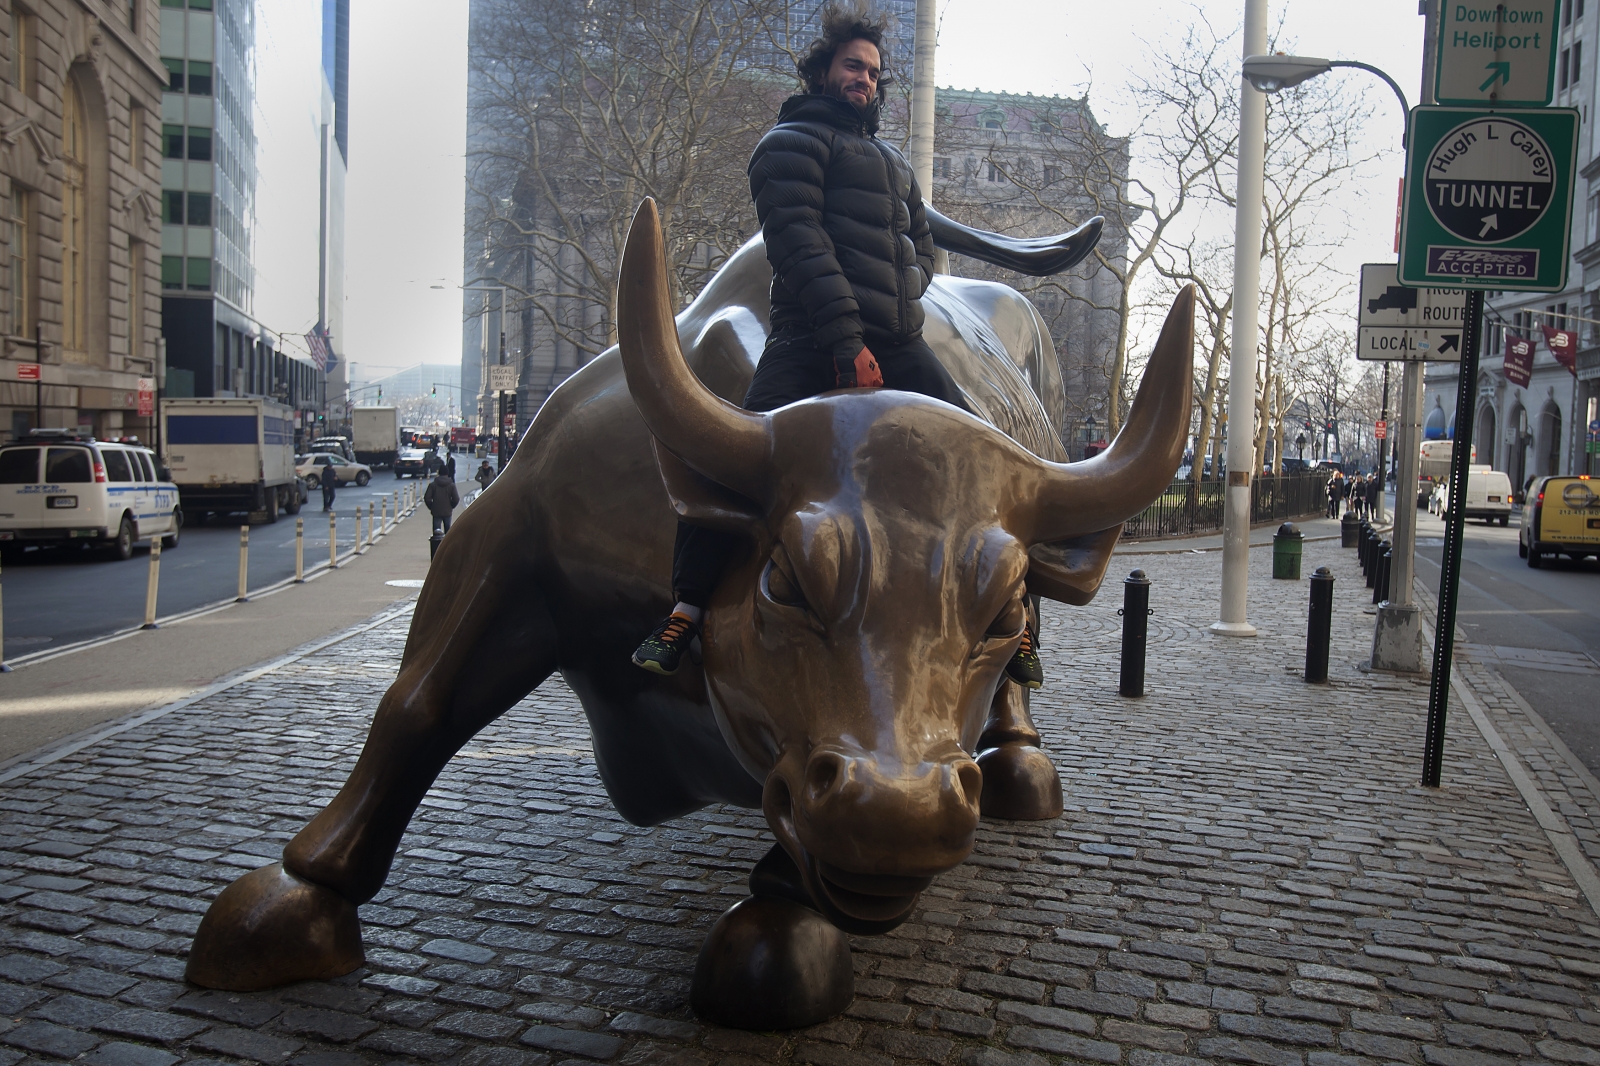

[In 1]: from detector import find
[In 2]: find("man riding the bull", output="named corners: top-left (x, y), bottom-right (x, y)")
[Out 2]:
top-left (632, 2), bottom-right (1044, 691)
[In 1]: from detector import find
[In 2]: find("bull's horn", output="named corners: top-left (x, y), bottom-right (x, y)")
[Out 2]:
top-left (617, 198), bottom-right (770, 501)
top-left (1025, 285), bottom-right (1195, 543)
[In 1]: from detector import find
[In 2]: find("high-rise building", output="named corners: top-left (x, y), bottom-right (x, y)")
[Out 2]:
top-left (159, 0), bottom-right (337, 447)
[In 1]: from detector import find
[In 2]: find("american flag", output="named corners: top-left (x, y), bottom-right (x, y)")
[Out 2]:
top-left (304, 327), bottom-right (332, 372)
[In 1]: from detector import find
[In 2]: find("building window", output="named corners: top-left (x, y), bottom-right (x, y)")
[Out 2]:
top-left (128, 0), bottom-right (138, 30)
top-left (187, 192), bottom-right (211, 226)
top-left (187, 61), bottom-right (212, 96)
top-left (187, 127), bottom-right (212, 161)
top-left (9, 183), bottom-right (32, 336)
top-left (163, 124), bottom-right (184, 158)
top-left (1561, 48), bottom-right (1570, 90)
top-left (1566, 0), bottom-right (1573, 23)
top-left (187, 256), bottom-right (210, 291)
top-left (163, 57), bottom-right (184, 92)
top-left (164, 190), bottom-right (184, 224)
top-left (986, 160), bottom-right (1003, 182)
top-left (62, 78), bottom-right (88, 356)
top-left (131, 104), bottom-right (146, 170)
top-left (161, 254), bottom-right (182, 289)
top-left (1044, 164), bottom-right (1062, 185)
top-left (932, 157), bottom-right (950, 180)
top-left (1575, 41), bottom-right (1584, 85)
top-left (11, 5), bottom-right (33, 98)
top-left (129, 240), bottom-right (145, 363)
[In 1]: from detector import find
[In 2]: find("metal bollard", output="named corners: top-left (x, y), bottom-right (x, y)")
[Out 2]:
top-left (393, 491), bottom-right (400, 526)
top-left (1365, 531), bottom-right (1381, 587)
top-left (1357, 523), bottom-right (1371, 570)
top-left (236, 526), bottom-right (249, 602)
top-left (1118, 569), bottom-right (1152, 698)
top-left (1361, 525), bottom-right (1377, 575)
top-left (1305, 566), bottom-right (1334, 683)
top-left (367, 503), bottom-right (375, 547)
top-left (381, 497), bottom-right (388, 534)
top-left (1377, 543), bottom-right (1393, 605)
top-left (0, 554), bottom-right (10, 672)
top-left (329, 511), bottom-right (339, 568)
top-left (1372, 540), bottom-right (1390, 604)
top-left (142, 538), bottom-right (162, 629)
top-left (294, 517), bottom-right (305, 582)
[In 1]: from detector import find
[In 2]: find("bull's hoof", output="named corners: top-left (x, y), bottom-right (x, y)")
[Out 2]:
top-left (186, 863), bottom-right (364, 991)
top-left (690, 895), bottom-right (853, 1029)
top-left (977, 742), bottom-right (1064, 821)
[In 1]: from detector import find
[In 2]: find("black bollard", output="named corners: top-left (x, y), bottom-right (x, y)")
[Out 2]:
top-left (1365, 531), bottom-right (1380, 587)
top-left (1358, 524), bottom-right (1371, 571)
top-left (1373, 541), bottom-right (1391, 604)
top-left (1362, 524), bottom-right (1377, 574)
top-left (1305, 566), bottom-right (1334, 683)
top-left (1378, 544), bottom-right (1393, 604)
top-left (1340, 511), bottom-right (1361, 549)
top-left (429, 532), bottom-right (443, 560)
top-left (1119, 569), bottom-right (1152, 698)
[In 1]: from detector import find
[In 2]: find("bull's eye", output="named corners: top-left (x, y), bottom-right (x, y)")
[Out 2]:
top-left (764, 558), bottom-right (807, 608)
top-left (987, 597), bottom-right (1025, 638)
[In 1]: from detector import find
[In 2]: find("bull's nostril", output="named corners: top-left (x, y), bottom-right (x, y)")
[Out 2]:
top-left (956, 761), bottom-right (983, 808)
top-left (806, 753), bottom-right (843, 800)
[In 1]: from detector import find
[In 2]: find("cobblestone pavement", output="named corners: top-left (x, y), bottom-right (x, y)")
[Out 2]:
top-left (2, 538), bottom-right (1597, 1066)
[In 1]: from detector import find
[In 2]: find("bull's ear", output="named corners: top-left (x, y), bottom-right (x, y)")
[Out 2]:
top-left (652, 439), bottom-right (764, 532)
top-left (1025, 526), bottom-right (1122, 606)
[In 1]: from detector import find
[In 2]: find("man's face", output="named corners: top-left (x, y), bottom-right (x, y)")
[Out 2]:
top-left (824, 37), bottom-right (880, 110)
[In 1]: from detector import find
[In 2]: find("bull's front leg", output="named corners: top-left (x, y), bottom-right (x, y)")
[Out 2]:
top-left (976, 680), bottom-right (1064, 821)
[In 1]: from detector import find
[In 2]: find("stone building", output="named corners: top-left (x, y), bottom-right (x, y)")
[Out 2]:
top-left (0, 0), bottom-right (165, 443)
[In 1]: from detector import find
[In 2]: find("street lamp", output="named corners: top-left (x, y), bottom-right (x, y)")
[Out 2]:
top-left (1241, 55), bottom-right (1410, 144)
top-left (463, 283), bottom-right (510, 469)
top-left (1296, 433), bottom-right (1305, 461)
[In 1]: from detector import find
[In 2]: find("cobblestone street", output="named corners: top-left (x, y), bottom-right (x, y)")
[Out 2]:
top-left (2, 536), bottom-right (1597, 1066)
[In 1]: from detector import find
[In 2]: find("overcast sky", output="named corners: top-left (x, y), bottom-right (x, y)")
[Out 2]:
top-left (336, 1), bottom-right (1427, 375)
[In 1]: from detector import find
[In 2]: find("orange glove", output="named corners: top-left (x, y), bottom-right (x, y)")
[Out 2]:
top-left (850, 346), bottom-right (883, 388)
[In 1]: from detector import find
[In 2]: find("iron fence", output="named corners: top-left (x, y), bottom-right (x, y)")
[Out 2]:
top-left (1121, 472), bottom-right (1331, 540)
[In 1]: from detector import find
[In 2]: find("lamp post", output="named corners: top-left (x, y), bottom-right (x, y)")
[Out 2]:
top-left (463, 283), bottom-right (509, 470)
top-left (1296, 433), bottom-right (1305, 461)
top-left (1084, 414), bottom-right (1097, 460)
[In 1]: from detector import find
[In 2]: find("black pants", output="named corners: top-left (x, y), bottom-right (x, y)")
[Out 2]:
top-left (671, 329), bottom-right (967, 607)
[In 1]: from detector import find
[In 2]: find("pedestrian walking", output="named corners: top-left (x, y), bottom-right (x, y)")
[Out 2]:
top-left (1348, 474), bottom-right (1365, 519)
top-left (424, 469), bottom-right (460, 536)
top-left (1366, 472), bottom-right (1380, 518)
top-left (445, 453), bottom-right (456, 480)
top-left (319, 457), bottom-right (337, 512)
top-left (475, 459), bottom-right (495, 492)
top-left (1326, 473), bottom-right (1343, 519)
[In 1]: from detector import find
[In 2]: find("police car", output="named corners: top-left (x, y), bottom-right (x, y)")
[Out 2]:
top-left (0, 429), bottom-right (182, 560)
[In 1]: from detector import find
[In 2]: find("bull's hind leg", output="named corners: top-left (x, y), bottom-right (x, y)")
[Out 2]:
top-left (186, 499), bottom-right (559, 991)
top-left (976, 682), bottom-right (1064, 821)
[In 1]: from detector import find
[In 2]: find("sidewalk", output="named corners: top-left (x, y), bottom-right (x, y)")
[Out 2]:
top-left (0, 481), bottom-right (478, 766)
top-left (0, 528), bottom-right (1596, 1066)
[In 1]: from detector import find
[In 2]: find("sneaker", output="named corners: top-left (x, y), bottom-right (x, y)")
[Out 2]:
top-left (1005, 620), bottom-right (1043, 689)
top-left (632, 612), bottom-right (700, 676)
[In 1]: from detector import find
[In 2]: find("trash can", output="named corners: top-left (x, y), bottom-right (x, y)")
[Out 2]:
top-left (1340, 510), bottom-right (1361, 548)
top-left (1273, 522), bottom-right (1303, 580)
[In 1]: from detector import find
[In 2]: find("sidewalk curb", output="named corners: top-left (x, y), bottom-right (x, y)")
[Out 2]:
top-left (0, 598), bottom-right (419, 787)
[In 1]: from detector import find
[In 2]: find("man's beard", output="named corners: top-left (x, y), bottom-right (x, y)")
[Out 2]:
top-left (825, 79), bottom-right (871, 113)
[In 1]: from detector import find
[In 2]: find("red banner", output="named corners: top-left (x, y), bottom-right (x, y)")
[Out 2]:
top-left (1540, 325), bottom-right (1578, 376)
top-left (1504, 335), bottom-right (1534, 387)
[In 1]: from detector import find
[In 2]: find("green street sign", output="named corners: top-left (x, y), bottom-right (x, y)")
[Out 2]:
top-left (1398, 106), bottom-right (1577, 293)
top-left (1436, 0), bottom-right (1559, 107)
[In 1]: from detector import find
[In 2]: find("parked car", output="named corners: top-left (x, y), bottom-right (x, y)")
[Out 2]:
top-left (0, 429), bottom-right (182, 560)
top-left (1430, 466), bottom-right (1514, 525)
top-left (1520, 475), bottom-right (1600, 567)
top-left (393, 448), bottom-right (429, 479)
top-left (296, 452), bottom-right (372, 488)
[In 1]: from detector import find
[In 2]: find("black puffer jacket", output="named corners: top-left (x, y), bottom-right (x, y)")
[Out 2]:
top-left (748, 93), bottom-right (936, 375)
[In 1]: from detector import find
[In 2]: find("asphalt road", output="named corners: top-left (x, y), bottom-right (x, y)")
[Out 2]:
top-left (2, 474), bottom-right (475, 659)
top-left (1409, 500), bottom-right (1600, 778)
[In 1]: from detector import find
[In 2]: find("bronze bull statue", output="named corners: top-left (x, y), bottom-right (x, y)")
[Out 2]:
top-left (185, 198), bottom-right (1194, 1031)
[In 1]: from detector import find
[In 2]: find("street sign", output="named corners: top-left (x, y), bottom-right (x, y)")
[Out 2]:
top-left (487, 365), bottom-right (517, 392)
top-left (16, 363), bottom-right (39, 381)
top-left (1398, 107), bottom-right (1578, 292)
top-left (1356, 263), bottom-right (1467, 361)
top-left (1376, 421), bottom-right (1388, 440)
top-left (1436, 0), bottom-right (1560, 108)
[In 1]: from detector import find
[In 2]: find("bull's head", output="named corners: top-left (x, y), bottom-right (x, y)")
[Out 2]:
top-left (619, 200), bottom-right (1192, 931)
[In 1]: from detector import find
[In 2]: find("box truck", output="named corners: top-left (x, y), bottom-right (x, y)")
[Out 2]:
top-left (161, 397), bottom-right (300, 523)
top-left (353, 406), bottom-right (400, 469)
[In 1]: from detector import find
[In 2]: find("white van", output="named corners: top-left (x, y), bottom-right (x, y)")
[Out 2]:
top-left (1433, 465), bottom-right (1515, 526)
top-left (0, 430), bottom-right (182, 560)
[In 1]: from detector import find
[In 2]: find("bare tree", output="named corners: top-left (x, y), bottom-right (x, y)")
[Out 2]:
top-left (468, 0), bottom-right (798, 370)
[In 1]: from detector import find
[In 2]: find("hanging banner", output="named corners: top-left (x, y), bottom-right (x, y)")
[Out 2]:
top-left (1503, 334), bottom-right (1534, 386)
top-left (1539, 325), bottom-right (1578, 375)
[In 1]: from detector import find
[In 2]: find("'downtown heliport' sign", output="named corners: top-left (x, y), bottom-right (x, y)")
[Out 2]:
top-left (1398, 105), bottom-right (1577, 293)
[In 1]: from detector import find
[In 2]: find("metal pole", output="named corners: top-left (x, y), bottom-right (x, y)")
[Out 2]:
top-left (236, 526), bottom-right (249, 602)
top-left (0, 554), bottom-right (9, 672)
top-left (1213, 0), bottom-right (1268, 638)
top-left (142, 537), bottom-right (161, 628)
top-left (366, 503), bottom-right (374, 549)
top-left (34, 322), bottom-right (43, 428)
top-left (295, 517), bottom-right (304, 582)
top-left (329, 511), bottom-right (338, 568)
top-left (1304, 566), bottom-right (1333, 683)
top-left (380, 496), bottom-right (387, 535)
top-left (1423, 289), bottom-right (1485, 787)
top-left (1119, 570), bottom-right (1152, 697)
top-left (910, 0), bottom-right (946, 275)
top-left (1376, 362), bottom-right (1390, 523)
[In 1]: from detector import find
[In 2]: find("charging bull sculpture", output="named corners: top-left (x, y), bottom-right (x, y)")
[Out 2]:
top-left (185, 198), bottom-right (1194, 1030)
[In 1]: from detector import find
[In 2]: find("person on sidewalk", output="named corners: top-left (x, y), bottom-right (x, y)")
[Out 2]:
top-left (445, 452), bottom-right (457, 480)
top-left (320, 458), bottom-right (337, 512)
top-left (1327, 473), bottom-right (1343, 519)
top-left (628, 4), bottom-right (1042, 693)
top-left (424, 470), bottom-right (460, 536)
top-left (475, 459), bottom-right (495, 492)
top-left (1365, 472), bottom-right (1380, 518)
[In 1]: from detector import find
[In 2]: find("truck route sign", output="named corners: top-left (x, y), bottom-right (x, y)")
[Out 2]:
top-left (1436, 0), bottom-right (1560, 108)
top-left (1398, 106), bottom-right (1577, 293)
top-left (1357, 263), bottom-right (1467, 361)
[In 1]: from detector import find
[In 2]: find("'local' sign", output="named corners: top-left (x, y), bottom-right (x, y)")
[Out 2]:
top-left (1398, 106), bottom-right (1577, 292)
top-left (1436, 0), bottom-right (1560, 108)
top-left (1356, 263), bottom-right (1467, 361)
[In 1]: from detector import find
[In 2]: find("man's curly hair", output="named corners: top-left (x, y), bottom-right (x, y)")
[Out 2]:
top-left (796, 2), bottom-right (894, 102)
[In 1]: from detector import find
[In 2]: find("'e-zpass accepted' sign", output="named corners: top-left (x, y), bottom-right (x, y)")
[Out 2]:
top-left (1436, 0), bottom-right (1560, 108)
top-left (1398, 106), bottom-right (1577, 293)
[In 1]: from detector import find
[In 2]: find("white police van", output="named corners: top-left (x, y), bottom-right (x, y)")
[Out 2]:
top-left (0, 429), bottom-right (182, 560)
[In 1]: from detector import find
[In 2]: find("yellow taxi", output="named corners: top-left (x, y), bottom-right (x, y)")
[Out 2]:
top-left (1520, 475), bottom-right (1600, 568)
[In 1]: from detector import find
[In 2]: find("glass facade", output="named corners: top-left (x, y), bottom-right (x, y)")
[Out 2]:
top-left (159, 0), bottom-right (254, 310)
